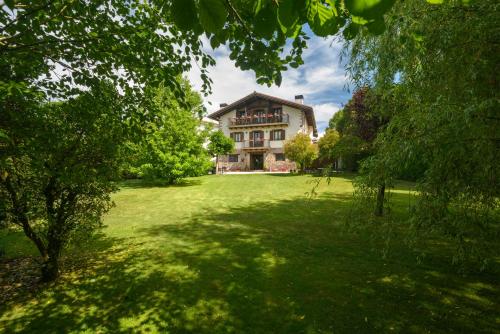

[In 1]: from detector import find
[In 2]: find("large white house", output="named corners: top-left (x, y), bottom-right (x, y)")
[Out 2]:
top-left (208, 92), bottom-right (317, 172)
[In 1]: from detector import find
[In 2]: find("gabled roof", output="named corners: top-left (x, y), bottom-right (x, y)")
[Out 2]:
top-left (207, 92), bottom-right (317, 137)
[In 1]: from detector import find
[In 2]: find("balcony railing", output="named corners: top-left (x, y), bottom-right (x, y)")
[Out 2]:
top-left (242, 139), bottom-right (269, 148)
top-left (229, 114), bottom-right (289, 126)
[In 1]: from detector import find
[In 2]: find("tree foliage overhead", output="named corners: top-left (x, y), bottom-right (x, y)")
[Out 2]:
top-left (0, 0), bottom-right (216, 102)
top-left (346, 0), bottom-right (499, 266)
top-left (0, 0), bottom-right (401, 105)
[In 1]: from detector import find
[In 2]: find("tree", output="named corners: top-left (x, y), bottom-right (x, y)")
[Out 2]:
top-left (284, 133), bottom-right (318, 173)
top-left (326, 87), bottom-right (390, 214)
top-left (327, 87), bottom-right (387, 171)
top-left (0, 0), bottom-right (406, 107)
top-left (207, 131), bottom-right (235, 173)
top-left (346, 0), bottom-right (499, 263)
top-left (317, 129), bottom-right (340, 168)
top-left (0, 83), bottom-right (126, 281)
top-left (123, 79), bottom-right (212, 184)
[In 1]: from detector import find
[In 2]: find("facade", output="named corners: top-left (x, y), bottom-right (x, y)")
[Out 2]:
top-left (207, 92), bottom-right (317, 172)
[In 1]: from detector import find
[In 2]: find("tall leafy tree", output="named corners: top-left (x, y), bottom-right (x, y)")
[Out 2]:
top-left (124, 79), bottom-right (212, 184)
top-left (0, 83), bottom-right (127, 281)
top-left (207, 130), bottom-right (235, 173)
top-left (327, 87), bottom-right (387, 172)
top-left (346, 0), bottom-right (499, 264)
top-left (317, 129), bottom-right (340, 168)
top-left (284, 133), bottom-right (318, 173)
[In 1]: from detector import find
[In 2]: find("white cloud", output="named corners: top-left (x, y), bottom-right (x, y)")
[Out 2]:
top-left (312, 102), bottom-right (340, 123)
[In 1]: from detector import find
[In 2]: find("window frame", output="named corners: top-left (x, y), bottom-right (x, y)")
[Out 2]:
top-left (270, 129), bottom-right (285, 141)
top-left (275, 153), bottom-right (285, 161)
top-left (272, 107), bottom-right (282, 116)
top-left (230, 132), bottom-right (244, 142)
top-left (228, 154), bottom-right (239, 162)
top-left (236, 109), bottom-right (246, 118)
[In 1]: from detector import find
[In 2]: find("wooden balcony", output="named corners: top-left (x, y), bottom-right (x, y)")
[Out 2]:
top-left (242, 140), bottom-right (270, 150)
top-left (229, 114), bottom-right (289, 128)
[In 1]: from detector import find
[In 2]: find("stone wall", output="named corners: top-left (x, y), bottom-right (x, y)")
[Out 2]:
top-left (218, 151), bottom-right (296, 173)
top-left (217, 154), bottom-right (246, 172)
top-left (265, 151), bottom-right (296, 172)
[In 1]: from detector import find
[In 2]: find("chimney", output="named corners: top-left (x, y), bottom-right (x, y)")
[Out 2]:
top-left (220, 103), bottom-right (228, 108)
top-left (294, 95), bottom-right (304, 104)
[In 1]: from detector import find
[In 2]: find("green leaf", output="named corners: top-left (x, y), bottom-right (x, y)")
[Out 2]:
top-left (286, 24), bottom-right (302, 38)
top-left (342, 22), bottom-right (360, 40)
top-left (345, 0), bottom-right (395, 20)
top-left (351, 15), bottom-right (369, 25)
top-left (278, 0), bottom-right (301, 30)
top-left (4, 0), bottom-right (15, 10)
top-left (171, 0), bottom-right (197, 31)
top-left (366, 18), bottom-right (386, 35)
top-left (426, 0), bottom-right (444, 4)
top-left (210, 35), bottom-right (221, 49)
top-left (412, 32), bottom-right (424, 42)
top-left (254, 6), bottom-right (278, 39)
top-left (253, 0), bottom-right (264, 14)
top-left (309, 3), bottom-right (339, 37)
top-left (198, 0), bottom-right (227, 33)
top-left (0, 130), bottom-right (10, 141)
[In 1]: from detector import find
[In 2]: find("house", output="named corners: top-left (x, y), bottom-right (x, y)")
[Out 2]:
top-left (207, 92), bottom-right (317, 172)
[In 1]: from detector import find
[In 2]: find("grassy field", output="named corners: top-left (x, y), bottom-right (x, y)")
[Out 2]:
top-left (0, 174), bottom-right (498, 333)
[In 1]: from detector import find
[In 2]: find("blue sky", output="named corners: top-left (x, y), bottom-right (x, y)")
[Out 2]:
top-left (188, 32), bottom-right (352, 136)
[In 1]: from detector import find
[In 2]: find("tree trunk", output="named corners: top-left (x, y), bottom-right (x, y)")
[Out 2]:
top-left (215, 154), bottom-right (219, 174)
top-left (3, 175), bottom-right (47, 257)
top-left (20, 216), bottom-right (48, 258)
top-left (41, 252), bottom-right (60, 282)
top-left (41, 230), bottom-right (63, 282)
top-left (375, 183), bottom-right (385, 217)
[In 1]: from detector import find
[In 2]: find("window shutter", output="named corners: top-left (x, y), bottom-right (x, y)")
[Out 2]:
top-left (270, 130), bottom-right (274, 141)
top-left (281, 129), bottom-right (285, 140)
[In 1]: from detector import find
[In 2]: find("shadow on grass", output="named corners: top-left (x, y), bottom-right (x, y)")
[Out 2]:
top-left (117, 178), bottom-right (203, 189)
top-left (1, 193), bottom-right (498, 333)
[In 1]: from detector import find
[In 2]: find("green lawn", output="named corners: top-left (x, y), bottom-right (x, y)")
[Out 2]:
top-left (0, 174), bottom-right (499, 333)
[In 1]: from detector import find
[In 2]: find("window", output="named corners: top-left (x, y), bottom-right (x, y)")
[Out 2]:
top-left (272, 107), bottom-right (282, 116)
top-left (255, 109), bottom-right (265, 123)
top-left (250, 131), bottom-right (264, 147)
top-left (271, 129), bottom-right (285, 141)
top-left (230, 132), bottom-right (244, 142)
top-left (275, 153), bottom-right (285, 161)
top-left (228, 154), bottom-right (239, 162)
top-left (236, 109), bottom-right (246, 118)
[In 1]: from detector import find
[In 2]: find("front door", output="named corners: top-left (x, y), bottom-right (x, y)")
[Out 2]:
top-left (250, 154), bottom-right (264, 170)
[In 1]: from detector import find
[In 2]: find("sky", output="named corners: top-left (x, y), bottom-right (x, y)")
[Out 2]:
top-left (187, 33), bottom-right (352, 137)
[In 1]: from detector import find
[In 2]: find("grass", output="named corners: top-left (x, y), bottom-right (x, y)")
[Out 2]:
top-left (0, 174), bottom-right (499, 333)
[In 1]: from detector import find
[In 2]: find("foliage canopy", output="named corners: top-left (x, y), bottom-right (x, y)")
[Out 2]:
top-left (284, 133), bottom-right (318, 172)
top-left (346, 0), bottom-right (499, 266)
top-left (0, 83), bottom-right (126, 281)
